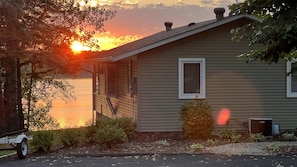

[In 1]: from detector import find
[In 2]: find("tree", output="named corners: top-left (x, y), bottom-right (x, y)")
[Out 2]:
top-left (0, 0), bottom-right (115, 133)
top-left (229, 0), bottom-right (297, 64)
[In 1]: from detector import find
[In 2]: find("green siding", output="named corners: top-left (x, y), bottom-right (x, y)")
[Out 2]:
top-left (95, 19), bottom-right (297, 132)
top-left (137, 20), bottom-right (297, 132)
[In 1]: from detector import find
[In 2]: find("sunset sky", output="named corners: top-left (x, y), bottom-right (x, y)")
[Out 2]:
top-left (92, 0), bottom-right (241, 50)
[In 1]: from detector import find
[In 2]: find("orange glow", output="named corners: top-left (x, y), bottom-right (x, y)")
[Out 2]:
top-left (95, 32), bottom-right (142, 51)
top-left (217, 108), bottom-right (230, 125)
top-left (50, 78), bottom-right (92, 128)
top-left (70, 41), bottom-right (90, 54)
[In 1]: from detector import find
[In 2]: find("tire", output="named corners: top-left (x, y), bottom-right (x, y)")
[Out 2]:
top-left (17, 139), bottom-right (28, 159)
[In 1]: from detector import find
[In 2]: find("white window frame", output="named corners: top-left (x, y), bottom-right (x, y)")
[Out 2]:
top-left (178, 58), bottom-right (206, 99)
top-left (286, 60), bottom-right (297, 98)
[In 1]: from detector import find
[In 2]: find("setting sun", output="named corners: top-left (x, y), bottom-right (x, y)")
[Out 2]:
top-left (70, 41), bottom-right (90, 54)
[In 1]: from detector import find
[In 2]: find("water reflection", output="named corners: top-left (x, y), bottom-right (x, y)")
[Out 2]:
top-left (50, 78), bottom-right (92, 128)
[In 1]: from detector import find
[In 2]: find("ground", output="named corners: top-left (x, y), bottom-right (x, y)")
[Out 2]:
top-left (46, 132), bottom-right (297, 156)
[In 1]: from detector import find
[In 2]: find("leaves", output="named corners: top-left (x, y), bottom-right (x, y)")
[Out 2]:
top-left (1, 0), bottom-right (116, 74)
top-left (0, 1), bottom-right (115, 131)
top-left (229, 0), bottom-right (297, 64)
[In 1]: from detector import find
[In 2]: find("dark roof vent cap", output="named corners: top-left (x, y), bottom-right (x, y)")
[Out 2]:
top-left (188, 22), bottom-right (196, 26)
top-left (214, 8), bottom-right (225, 21)
top-left (164, 22), bottom-right (173, 31)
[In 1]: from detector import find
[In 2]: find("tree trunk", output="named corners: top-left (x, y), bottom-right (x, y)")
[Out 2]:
top-left (1, 58), bottom-right (24, 134)
top-left (0, 61), bottom-right (5, 134)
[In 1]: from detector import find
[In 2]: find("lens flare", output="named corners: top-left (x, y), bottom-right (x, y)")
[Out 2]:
top-left (217, 108), bottom-right (230, 125)
top-left (70, 41), bottom-right (90, 54)
top-left (71, 41), bottom-right (84, 53)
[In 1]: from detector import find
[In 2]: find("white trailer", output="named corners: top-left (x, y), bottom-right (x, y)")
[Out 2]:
top-left (0, 129), bottom-right (33, 159)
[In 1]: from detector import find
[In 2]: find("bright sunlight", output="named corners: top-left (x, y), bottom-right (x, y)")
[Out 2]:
top-left (70, 41), bottom-right (90, 54)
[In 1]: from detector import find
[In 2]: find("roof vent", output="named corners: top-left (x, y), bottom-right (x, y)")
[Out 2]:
top-left (214, 8), bottom-right (225, 21)
top-left (188, 22), bottom-right (196, 26)
top-left (164, 22), bottom-right (173, 31)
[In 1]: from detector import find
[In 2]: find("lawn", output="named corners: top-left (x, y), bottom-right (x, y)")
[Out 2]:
top-left (0, 150), bottom-right (15, 157)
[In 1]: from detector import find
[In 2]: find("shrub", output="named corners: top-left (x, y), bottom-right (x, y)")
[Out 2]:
top-left (113, 117), bottom-right (136, 140)
top-left (219, 129), bottom-right (242, 143)
top-left (266, 143), bottom-right (282, 154)
top-left (59, 128), bottom-right (87, 147)
top-left (191, 143), bottom-right (204, 152)
top-left (93, 117), bottom-right (136, 140)
top-left (281, 132), bottom-right (297, 141)
top-left (94, 124), bottom-right (128, 148)
top-left (249, 133), bottom-right (265, 142)
top-left (206, 139), bottom-right (219, 146)
top-left (30, 130), bottom-right (55, 152)
top-left (181, 100), bottom-right (214, 140)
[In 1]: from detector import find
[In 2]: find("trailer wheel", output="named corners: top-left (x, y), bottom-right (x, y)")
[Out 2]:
top-left (17, 139), bottom-right (28, 159)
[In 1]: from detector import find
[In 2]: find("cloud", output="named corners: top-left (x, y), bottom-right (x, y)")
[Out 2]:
top-left (95, 1), bottom-right (234, 50)
top-left (103, 4), bottom-right (219, 37)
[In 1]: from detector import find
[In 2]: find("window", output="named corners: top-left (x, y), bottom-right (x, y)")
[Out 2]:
top-left (286, 60), bottom-right (297, 97)
top-left (178, 58), bottom-right (205, 99)
top-left (106, 63), bottom-right (116, 97)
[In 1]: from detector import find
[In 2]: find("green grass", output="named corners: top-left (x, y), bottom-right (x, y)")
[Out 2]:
top-left (0, 150), bottom-right (16, 157)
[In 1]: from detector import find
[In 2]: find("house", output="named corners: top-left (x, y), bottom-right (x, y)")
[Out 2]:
top-left (85, 8), bottom-right (297, 133)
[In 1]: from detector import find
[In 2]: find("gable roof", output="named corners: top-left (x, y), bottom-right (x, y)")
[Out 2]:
top-left (86, 14), bottom-right (259, 62)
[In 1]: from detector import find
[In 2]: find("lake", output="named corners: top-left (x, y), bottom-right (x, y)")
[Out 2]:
top-left (49, 78), bottom-right (93, 128)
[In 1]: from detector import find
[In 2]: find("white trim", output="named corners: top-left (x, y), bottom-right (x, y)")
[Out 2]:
top-left (111, 15), bottom-right (260, 62)
top-left (286, 60), bottom-right (297, 98)
top-left (178, 58), bottom-right (205, 99)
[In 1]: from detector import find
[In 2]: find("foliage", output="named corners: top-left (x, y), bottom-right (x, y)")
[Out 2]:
top-left (266, 143), bottom-right (281, 154)
top-left (191, 143), bottom-right (204, 152)
top-left (112, 117), bottom-right (136, 140)
top-left (0, 0), bottom-right (115, 132)
top-left (229, 0), bottom-right (297, 65)
top-left (22, 76), bottom-right (74, 130)
top-left (281, 132), bottom-right (297, 141)
top-left (180, 100), bottom-right (214, 140)
top-left (30, 130), bottom-right (55, 152)
top-left (59, 128), bottom-right (87, 147)
top-left (206, 139), bottom-right (219, 146)
top-left (94, 124), bottom-right (128, 148)
top-left (249, 133), bottom-right (265, 142)
top-left (87, 118), bottom-right (135, 148)
top-left (219, 129), bottom-right (242, 143)
top-left (94, 117), bottom-right (136, 140)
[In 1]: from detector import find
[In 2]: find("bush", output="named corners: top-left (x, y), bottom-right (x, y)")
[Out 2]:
top-left (219, 129), bottom-right (242, 143)
top-left (59, 128), bottom-right (87, 147)
top-left (281, 132), bottom-right (297, 141)
top-left (249, 133), bottom-right (265, 142)
top-left (94, 124), bottom-right (128, 148)
top-left (30, 130), bottom-right (55, 152)
top-left (86, 117), bottom-right (135, 147)
top-left (206, 139), bottom-right (219, 146)
top-left (181, 100), bottom-right (214, 140)
top-left (191, 143), bottom-right (204, 152)
top-left (113, 117), bottom-right (136, 140)
top-left (91, 117), bottom-right (136, 140)
top-left (266, 143), bottom-right (282, 154)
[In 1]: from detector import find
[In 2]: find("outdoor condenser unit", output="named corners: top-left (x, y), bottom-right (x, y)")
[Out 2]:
top-left (249, 118), bottom-right (272, 136)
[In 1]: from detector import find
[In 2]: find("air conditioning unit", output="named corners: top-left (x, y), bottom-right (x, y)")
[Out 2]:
top-left (249, 118), bottom-right (272, 136)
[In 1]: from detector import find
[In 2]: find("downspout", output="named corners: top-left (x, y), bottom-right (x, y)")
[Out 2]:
top-left (92, 63), bottom-right (96, 125)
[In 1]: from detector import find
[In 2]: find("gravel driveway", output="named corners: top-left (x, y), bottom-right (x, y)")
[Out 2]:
top-left (206, 141), bottom-right (297, 155)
